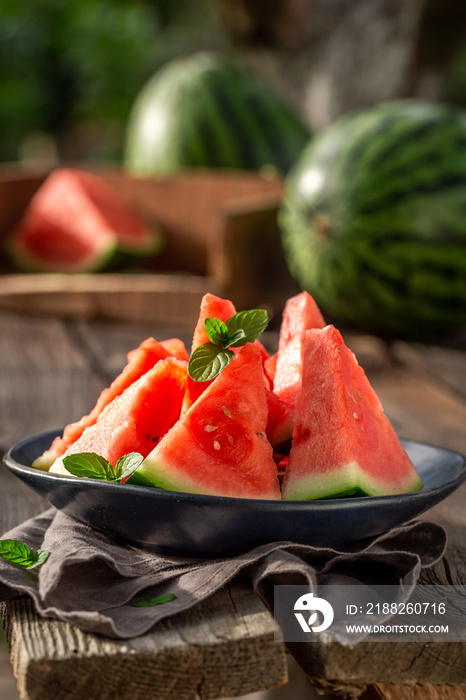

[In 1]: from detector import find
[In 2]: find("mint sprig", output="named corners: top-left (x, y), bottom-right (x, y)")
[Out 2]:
top-left (63, 452), bottom-right (144, 482)
top-left (0, 539), bottom-right (50, 570)
top-left (188, 309), bottom-right (269, 382)
top-left (131, 593), bottom-right (177, 608)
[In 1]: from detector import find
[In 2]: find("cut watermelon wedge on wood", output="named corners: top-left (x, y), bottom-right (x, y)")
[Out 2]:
top-left (50, 357), bottom-right (187, 475)
top-left (281, 325), bottom-right (424, 500)
top-left (128, 343), bottom-right (281, 500)
top-left (7, 168), bottom-right (160, 273)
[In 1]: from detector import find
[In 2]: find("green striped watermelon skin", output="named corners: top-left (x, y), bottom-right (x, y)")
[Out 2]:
top-left (279, 100), bottom-right (466, 340)
top-left (124, 52), bottom-right (311, 176)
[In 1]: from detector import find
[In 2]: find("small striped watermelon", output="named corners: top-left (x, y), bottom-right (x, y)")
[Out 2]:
top-left (282, 325), bottom-right (424, 500)
top-left (280, 100), bottom-right (466, 340)
top-left (124, 52), bottom-right (311, 176)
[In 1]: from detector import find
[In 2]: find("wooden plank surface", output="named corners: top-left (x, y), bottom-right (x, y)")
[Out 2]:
top-left (0, 273), bottom-right (214, 328)
top-left (0, 312), bottom-right (287, 700)
top-left (1, 313), bottom-right (466, 699)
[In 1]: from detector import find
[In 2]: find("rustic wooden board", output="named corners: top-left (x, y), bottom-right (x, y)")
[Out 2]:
top-left (1, 584), bottom-right (287, 700)
top-left (2, 313), bottom-right (466, 699)
top-left (0, 273), bottom-right (213, 328)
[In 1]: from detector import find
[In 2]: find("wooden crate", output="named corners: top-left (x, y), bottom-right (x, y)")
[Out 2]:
top-left (0, 165), bottom-right (298, 328)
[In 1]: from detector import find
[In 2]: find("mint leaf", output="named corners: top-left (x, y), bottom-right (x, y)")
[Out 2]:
top-left (0, 539), bottom-right (50, 570)
top-left (115, 452), bottom-right (144, 482)
top-left (30, 549), bottom-right (50, 569)
top-left (188, 343), bottom-right (234, 382)
top-left (223, 328), bottom-right (247, 349)
top-left (131, 593), bottom-right (177, 608)
top-left (204, 317), bottom-right (229, 346)
top-left (225, 309), bottom-right (269, 344)
top-left (63, 452), bottom-right (116, 480)
top-left (188, 308), bottom-right (269, 382)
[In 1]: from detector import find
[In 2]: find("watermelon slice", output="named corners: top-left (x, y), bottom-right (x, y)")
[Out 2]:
top-left (33, 336), bottom-right (173, 470)
top-left (49, 358), bottom-right (187, 475)
top-left (7, 168), bottom-right (159, 273)
top-left (273, 291), bottom-right (326, 423)
top-left (128, 343), bottom-right (281, 500)
top-left (281, 326), bottom-right (424, 500)
top-left (181, 292), bottom-right (237, 413)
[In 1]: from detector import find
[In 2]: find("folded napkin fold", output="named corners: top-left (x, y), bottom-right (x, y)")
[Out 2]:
top-left (0, 508), bottom-right (446, 642)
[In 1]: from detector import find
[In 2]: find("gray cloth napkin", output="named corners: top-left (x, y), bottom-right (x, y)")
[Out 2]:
top-left (0, 508), bottom-right (446, 642)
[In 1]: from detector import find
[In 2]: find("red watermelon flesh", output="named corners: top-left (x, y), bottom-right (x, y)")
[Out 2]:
top-left (128, 343), bottom-right (281, 500)
top-left (191, 293), bottom-right (237, 349)
top-left (265, 386), bottom-right (294, 446)
top-left (159, 338), bottom-right (189, 362)
top-left (33, 336), bottom-right (173, 470)
top-left (49, 358), bottom-right (187, 474)
top-left (7, 169), bottom-right (155, 273)
top-left (281, 326), bottom-right (424, 500)
top-left (273, 292), bottom-right (326, 423)
top-left (264, 352), bottom-right (277, 388)
top-left (182, 293), bottom-right (237, 413)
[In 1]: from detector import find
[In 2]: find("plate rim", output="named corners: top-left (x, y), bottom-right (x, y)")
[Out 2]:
top-left (4, 428), bottom-right (466, 511)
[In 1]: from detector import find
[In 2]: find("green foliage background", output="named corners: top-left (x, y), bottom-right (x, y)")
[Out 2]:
top-left (0, 0), bottom-right (225, 164)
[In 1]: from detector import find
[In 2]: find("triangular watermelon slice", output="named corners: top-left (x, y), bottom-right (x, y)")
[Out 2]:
top-left (33, 336), bottom-right (174, 470)
top-left (181, 292), bottom-right (290, 448)
top-left (8, 168), bottom-right (159, 273)
top-left (273, 292), bottom-right (326, 423)
top-left (281, 326), bottom-right (424, 500)
top-left (128, 343), bottom-right (281, 500)
top-left (181, 292), bottom-right (237, 413)
top-left (50, 358), bottom-right (187, 474)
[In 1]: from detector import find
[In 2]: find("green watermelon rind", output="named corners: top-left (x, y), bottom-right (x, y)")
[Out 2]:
top-left (127, 450), bottom-right (280, 500)
top-left (115, 230), bottom-right (163, 257)
top-left (127, 456), bottom-right (222, 496)
top-left (282, 462), bottom-right (424, 501)
top-left (105, 227), bottom-right (165, 271)
top-left (7, 234), bottom-right (117, 274)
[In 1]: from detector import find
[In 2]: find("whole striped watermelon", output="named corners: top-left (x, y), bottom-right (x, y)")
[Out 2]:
top-left (279, 100), bottom-right (466, 340)
top-left (124, 52), bottom-right (311, 176)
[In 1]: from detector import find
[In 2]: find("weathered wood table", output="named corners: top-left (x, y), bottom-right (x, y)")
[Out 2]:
top-left (1, 310), bottom-right (465, 700)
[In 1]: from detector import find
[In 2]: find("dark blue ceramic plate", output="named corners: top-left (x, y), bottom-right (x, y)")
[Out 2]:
top-left (4, 429), bottom-right (466, 558)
